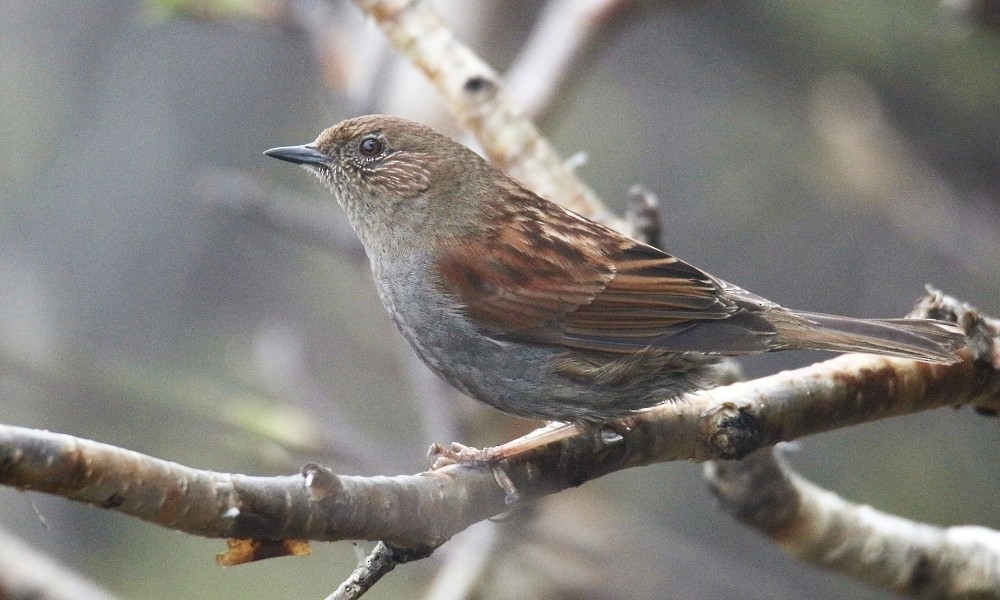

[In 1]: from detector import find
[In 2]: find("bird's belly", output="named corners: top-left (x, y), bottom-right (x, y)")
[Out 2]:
top-left (373, 265), bottom-right (574, 418)
top-left (371, 259), bottom-right (715, 422)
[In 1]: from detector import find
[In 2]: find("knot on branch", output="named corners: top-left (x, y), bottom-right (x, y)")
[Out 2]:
top-left (302, 462), bottom-right (344, 501)
top-left (463, 75), bottom-right (497, 96)
top-left (915, 287), bottom-right (1000, 415)
top-left (707, 405), bottom-right (764, 460)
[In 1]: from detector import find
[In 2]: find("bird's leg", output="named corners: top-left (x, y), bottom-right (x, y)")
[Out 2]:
top-left (427, 421), bottom-right (578, 469)
top-left (427, 442), bottom-right (520, 504)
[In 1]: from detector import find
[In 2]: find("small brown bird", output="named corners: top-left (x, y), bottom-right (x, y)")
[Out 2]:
top-left (265, 115), bottom-right (964, 423)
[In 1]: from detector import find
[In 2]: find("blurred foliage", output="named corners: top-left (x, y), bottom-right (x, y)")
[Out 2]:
top-left (144, 0), bottom-right (274, 21)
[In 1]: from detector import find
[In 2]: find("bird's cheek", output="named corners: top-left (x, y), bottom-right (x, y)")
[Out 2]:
top-left (387, 194), bottom-right (429, 223)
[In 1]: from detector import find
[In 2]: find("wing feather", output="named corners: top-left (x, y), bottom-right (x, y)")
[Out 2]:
top-left (434, 194), bottom-right (738, 353)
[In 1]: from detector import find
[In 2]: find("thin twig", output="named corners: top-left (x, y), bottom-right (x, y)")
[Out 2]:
top-left (326, 541), bottom-right (435, 600)
top-left (625, 184), bottom-right (662, 247)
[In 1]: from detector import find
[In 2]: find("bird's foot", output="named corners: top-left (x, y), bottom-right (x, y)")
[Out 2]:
top-left (427, 442), bottom-right (520, 504)
top-left (427, 441), bottom-right (498, 469)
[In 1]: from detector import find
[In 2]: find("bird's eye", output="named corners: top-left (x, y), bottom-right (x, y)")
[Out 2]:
top-left (358, 135), bottom-right (384, 158)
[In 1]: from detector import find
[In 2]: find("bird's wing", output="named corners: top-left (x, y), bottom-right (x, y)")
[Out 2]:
top-left (434, 200), bottom-right (758, 354)
top-left (555, 241), bottom-right (737, 351)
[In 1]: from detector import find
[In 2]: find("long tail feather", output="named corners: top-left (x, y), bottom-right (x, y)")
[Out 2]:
top-left (775, 311), bottom-right (965, 364)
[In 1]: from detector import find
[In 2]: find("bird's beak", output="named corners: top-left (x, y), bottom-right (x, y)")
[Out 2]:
top-left (263, 144), bottom-right (329, 166)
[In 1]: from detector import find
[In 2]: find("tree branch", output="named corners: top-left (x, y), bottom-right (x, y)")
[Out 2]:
top-left (326, 541), bottom-right (435, 600)
top-left (698, 290), bottom-right (1000, 598)
top-left (706, 448), bottom-right (1000, 598)
top-left (1, 292), bottom-right (995, 552)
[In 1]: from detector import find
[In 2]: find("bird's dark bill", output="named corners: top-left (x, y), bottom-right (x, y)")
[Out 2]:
top-left (263, 144), bottom-right (328, 166)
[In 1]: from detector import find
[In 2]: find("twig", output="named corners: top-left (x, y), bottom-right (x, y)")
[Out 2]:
top-left (700, 289), bottom-right (1000, 598)
top-left (326, 541), bottom-right (435, 600)
top-left (625, 184), bottom-right (662, 247)
top-left (2, 348), bottom-right (993, 540)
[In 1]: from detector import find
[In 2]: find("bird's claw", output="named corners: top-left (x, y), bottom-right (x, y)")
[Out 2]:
top-left (427, 442), bottom-right (519, 504)
top-left (427, 442), bottom-right (497, 469)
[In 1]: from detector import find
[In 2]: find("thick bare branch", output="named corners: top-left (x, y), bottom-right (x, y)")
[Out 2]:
top-left (1, 291), bottom-right (995, 551)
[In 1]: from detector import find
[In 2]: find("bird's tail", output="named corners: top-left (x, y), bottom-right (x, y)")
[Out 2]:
top-left (774, 311), bottom-right (965, 364)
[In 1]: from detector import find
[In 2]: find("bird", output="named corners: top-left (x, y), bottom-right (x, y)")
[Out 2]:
top-left (264, 115), bottom-right (965, 424)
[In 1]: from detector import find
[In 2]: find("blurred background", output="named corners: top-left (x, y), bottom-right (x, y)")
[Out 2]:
top-left (2, 0), bottom-right (998, 598)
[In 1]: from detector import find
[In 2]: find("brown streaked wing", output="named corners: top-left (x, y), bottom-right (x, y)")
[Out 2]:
top-left (558, 241), bottom-right (735, 350)
top-left (435, 223), bottom-right (616, 334)
top-left (435, 205), bottom-right (736, 353)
